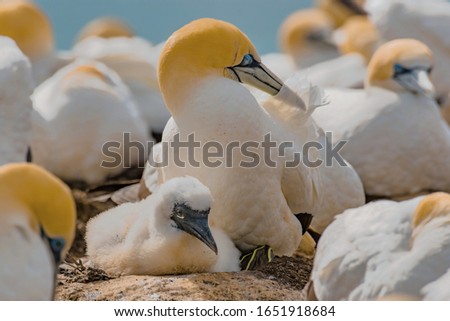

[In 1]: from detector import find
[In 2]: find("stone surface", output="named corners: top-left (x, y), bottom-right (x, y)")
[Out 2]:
top-left (55, 256), bottom-right (312, 301)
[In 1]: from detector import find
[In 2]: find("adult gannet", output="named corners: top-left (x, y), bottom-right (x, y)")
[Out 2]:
top-left (75, 17), bottom-right (134, 43)
top-left (295, 15), bottom-right (379, 89)
top-left (0, 0), bottom-right (72, 84)
top-left (313, 39), bottom-right (450, 197)
top-left (156, 18), bottom-right (338, 259)
top-left (86, 176), bottom-right (240, 275)
top-left (263, 9), bottom-right (368, 89)
top-left (292, 15), bottom-right (379, 90)
top-left (311, 192), bottom-right (450, 300)
top-left (73, 36), bottom-right (171, 135)
top-left (365, 0), bottom-right (450, 104)
top-left (262, 9), bottom-right (339, 80)
top-left (316, 0), bottom-right (367, 27)
top-left (0, 163), bottom-right (76, 300)
top-left (0, 36), bottom-right (34, 165)
top-left (333, 16), bottom-right (379, 63)
top-left (31, 60), bottom-right (150, 185)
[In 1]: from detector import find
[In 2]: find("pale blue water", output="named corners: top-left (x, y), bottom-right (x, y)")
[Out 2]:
top-left (34, 0), bottom-right (313, 54)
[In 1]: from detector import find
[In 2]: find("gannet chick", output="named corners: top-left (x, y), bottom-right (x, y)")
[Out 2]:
top-left (313, 39), bottom-right (450, 197)
top-left (31, 60), bottom-right (150, 184)
top-left (76, 17), bottom-right (134, 43)
top-left (0, 163), bottom-right (76, 300)
top-left (73, 36), bottom-right (170, 135)
top-left (0, 0), bottom-right (72, 84)
top-left (0, 36), bottom-right (34, 165)
top-left (365, 0), bottom-right (450, 105)
top-left (86, 176), bottom-right (240, 275)
top-left (312, 192), bottom-right (450, 300)
top-left (316, 0), bottom-right (367, 27)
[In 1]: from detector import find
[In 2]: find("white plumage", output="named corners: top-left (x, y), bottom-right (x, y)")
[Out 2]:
top-left (72, 36), bottom-right (171, 134)
top-left (0, 36), bottom-right (34, 165)
top-left (86, 176), bottom-right (240, 275)
top-left (31, 59), bottom-right (151, 184)
top-left (313, 87), bottom-right (450, 196)
top-left (0, 210), bottom-right (54, 300)
top-left (312, 39), bottom-right (450, 196)
top-left (312, 192), bottom-right (450, 300)
top-left (259, 75), bottom-right (365, 233)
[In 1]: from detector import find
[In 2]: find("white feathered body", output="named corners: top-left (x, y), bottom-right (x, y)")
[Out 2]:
top-left (0, 208), bottom-right (54, 300)
top-left (262, 53), bottom-right (366, 90)
top-left (73, 37), bottom-right (171, 133)
top-left (31, 60), bottom-right (150, 184)
top-left (0, 36), bottom-right (34, 165)
top-left (312, 196), bottom-right (450, 300)
top-left (260, 76), bottom-right (365, 233)
top-left (313, 86), bottom-right (450, 196)
top-left (161, 77), bottom-right (312, 256)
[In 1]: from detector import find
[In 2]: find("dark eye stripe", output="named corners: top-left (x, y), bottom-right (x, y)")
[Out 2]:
top-left (393, 64), bottom-right (432, 77)
top-left (394, 64), bottom-right (411, 76)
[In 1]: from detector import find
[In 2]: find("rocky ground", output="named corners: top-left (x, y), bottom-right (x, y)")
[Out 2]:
top-left (55, 256), bottom-right (313, 301)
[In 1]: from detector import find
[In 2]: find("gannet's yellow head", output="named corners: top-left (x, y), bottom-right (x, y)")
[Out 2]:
top-left (63, 64), bottom-right (109, 84)
top-left (0, 0), bottom-right (54, 59)
top-left (279, 9), bottom-right (335, 58)
top-left (412, 192), bottom-right (450, 229)
top-left (159, 18), bottom-right (283, 114)
top-left (76, 17), bottom-right (134, 43)
top-left (0, 163), bottom-right (76, 262)
top-left (334, 16), bottom-right (379, 62)
top-left (366, 39), bottom-right (435, 97)
top-left (316, 0), bottom-right (367, 27)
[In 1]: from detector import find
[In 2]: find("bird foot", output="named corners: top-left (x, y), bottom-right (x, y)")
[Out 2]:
top-left (239, 245), bottom-right (274, 270)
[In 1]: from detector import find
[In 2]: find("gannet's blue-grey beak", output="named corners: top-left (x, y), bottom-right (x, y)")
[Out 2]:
top-left (227, 54), bottom-right (284, 96)
top-left (172, 204), bottom-right (218, 254)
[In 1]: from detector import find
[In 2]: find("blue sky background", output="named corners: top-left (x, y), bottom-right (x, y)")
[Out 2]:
top-left (35, 0), bottom-right (313, 54)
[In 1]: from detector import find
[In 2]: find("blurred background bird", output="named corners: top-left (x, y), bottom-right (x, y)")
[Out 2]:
top-left (0, 163), bottom-right (76, 300)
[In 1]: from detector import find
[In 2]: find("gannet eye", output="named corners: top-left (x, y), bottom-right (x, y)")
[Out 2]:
top-left (50, 238), bottom-right (65, 253)
top-left (175, 207), bottom-right (185, 219)
top-left (393, 64), bottom-right (410, 76)
top-left (240, 54), bottom-right (254, 67)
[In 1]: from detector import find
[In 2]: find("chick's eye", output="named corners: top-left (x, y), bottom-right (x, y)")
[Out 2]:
top-left (176, 208), bottom-right (185, 219)
top-left (240, 54), bottom-right (254, 66)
